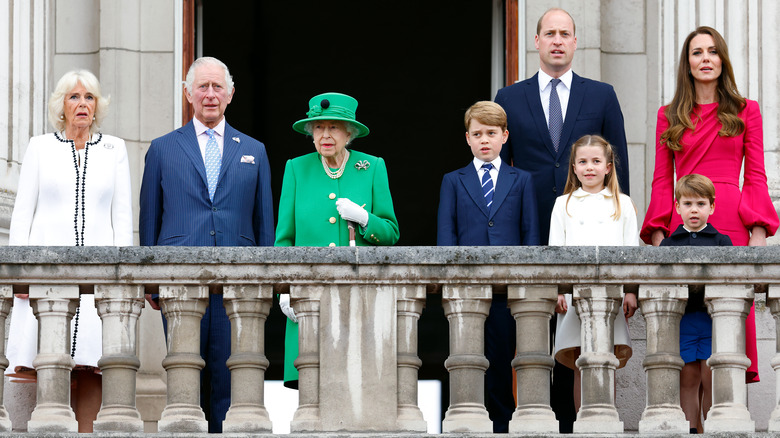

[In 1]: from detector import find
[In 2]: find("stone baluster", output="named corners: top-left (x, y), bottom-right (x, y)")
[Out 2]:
top-left (637, 284), bottom-right (689, 433)
top-left (704, 284), bottom-right (755, 432)
top-left (27, 285), bottom-right (79, 433)
top-left (222, 284), bottom-right (273, 433)
top-left (769, 285), bottom-right (780, 432)
top-left (93, 285), bottom-right (145, 432)
top-left (290, 285), bottom-right (324, 432)
top-left (0, 286), bottom-right (13, 431)
top-left (396, 285), bottom-right (427, 432)
top-left (572, 284), bottom-right (624, 433)
top-left (441, 285), bottom-right (492, 433)
top-left (507, 285), bottom-right (558, 433)
top-left (157, 285), bottom-right (209, 432)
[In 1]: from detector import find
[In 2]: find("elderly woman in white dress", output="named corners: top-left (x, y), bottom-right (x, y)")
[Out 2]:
top-left (7, 69), bottom-right (132, 432)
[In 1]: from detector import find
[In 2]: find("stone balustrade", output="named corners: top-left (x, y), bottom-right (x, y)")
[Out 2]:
top-left (0, 246), bottom-right (778, 434)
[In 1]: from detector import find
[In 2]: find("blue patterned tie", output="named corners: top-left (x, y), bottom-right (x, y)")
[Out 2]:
top-left (549, 78), bottom-right (563, 152)
top-left (481, 163), bottom-right (494, 211)
top-left (205, 129), bottom-right (221, 201)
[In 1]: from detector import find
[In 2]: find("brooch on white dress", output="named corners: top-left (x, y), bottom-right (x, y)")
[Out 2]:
top-left (104, 143), bottom-right (114, 149)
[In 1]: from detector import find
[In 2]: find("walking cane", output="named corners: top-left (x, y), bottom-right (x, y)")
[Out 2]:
top-left (347, 221), bottom-right (357, 247)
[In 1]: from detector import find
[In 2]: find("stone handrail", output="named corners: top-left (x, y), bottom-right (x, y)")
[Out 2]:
top-left (0, 246), bottom-right (777, 433)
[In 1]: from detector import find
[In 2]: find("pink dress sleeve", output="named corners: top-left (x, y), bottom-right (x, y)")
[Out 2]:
top-left (640, 107), bottom-right (676, 244)
top-left (737, 100), bottom-right (779, 236)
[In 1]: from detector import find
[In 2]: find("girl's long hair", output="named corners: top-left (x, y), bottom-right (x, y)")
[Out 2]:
top-left (563, 135), bottom-right (623, 220)
top-left (660, 26), bottom-right (745, 151)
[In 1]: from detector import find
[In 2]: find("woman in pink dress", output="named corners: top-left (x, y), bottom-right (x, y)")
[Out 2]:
top-left (642, 26), bottom-right (778, 388)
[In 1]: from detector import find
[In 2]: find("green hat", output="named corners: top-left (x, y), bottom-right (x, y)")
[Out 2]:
top-left (292, 92), bottom-right (370, 138)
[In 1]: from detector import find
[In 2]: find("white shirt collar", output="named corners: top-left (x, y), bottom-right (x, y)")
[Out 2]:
top-left (538, 68), bottom-right (573, 92)
top-left (472, 156), bottom-right (502, 173)
top-left (193, 117), bottom-right (226, 138)
top-left (571, 187), bottom-right (613, 198)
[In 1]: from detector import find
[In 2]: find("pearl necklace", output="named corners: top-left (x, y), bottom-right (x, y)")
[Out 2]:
top-left (321, 150), bottom-right (350, 179)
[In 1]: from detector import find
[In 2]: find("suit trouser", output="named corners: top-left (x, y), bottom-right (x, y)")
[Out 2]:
top-left (162, 294), bottom-right (231, 433)
top-left (485, 295), bottom-right (516, 433)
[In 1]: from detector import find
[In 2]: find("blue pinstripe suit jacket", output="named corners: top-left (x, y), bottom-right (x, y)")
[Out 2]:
top-left (139, 120), bottom-right (274, 247)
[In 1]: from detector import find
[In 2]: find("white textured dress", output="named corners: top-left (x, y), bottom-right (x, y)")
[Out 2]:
top-left (549, 187), bottom-right (639, 369)
top-left (6, 132), bottom-right (133, 381)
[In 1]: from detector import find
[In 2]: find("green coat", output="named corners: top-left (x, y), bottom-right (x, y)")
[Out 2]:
top-left (275, 150), bottom-right (400, 384)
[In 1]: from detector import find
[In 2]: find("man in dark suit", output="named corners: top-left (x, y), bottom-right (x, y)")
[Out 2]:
top-left (437, 101), bottom-right (540, 432)
top-left (494, 8), bottom-right (630, 432)
top-left (139, 56), bottom-right (274, 433)
top-left (495, 7), bottom-right (629, 246)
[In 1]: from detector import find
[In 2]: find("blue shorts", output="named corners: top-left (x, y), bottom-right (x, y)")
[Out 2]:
top-left (679, 310), bottom-right (712, 363)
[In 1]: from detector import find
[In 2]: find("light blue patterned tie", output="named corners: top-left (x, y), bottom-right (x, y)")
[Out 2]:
top-left (549, 78), bottom-right (563, 152)
top-left (205, 128), bottom-right (221, 201)
top-left (481, 163), bottom-right (494, 211)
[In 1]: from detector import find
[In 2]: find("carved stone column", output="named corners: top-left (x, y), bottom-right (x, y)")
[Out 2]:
top-left (396, 285), bottom-right (427, 432)
top-left (769, 285), bottom-right (780, 432)
top-left (507, 285), bottom-right (558, 433)
top-left (157, 285), bottom-right (209, 433)
top-left (290, 285), bottom-right (323, 432)
top-left (0, 286), bottom-right (14, 431)
top-left (572, 284), bottom-right (623, 433)
top-left (222, 284), bottom-right (273, 433)
top-left (93, 284), bottom-right (145, 432)
top-left (704, 284), bottom-right (755, 432)
top-left (441, 285), bottom-right (492, 433)
top-left (27, 285), bottom-right (79, 433)
top-left (637, 285), bottom-right (689, 433)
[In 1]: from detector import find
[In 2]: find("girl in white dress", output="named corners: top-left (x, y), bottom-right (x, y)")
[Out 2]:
top-left (548, 134), bottom-right (639, 412)
top-left (7, 70), bottom-right (133, 432)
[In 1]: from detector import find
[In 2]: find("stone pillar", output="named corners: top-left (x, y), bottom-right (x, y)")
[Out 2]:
top-left (441, 285), bottom-right (492, 433)
top-left (507, 285), bottom-right (558, 433)
top-left (93, 284), bottom-right (145, 432)
top-left (290, 285), bottom-right (323, 432)
top-left (769, 285), bottom-right (780, 432)
top-left (396, 285), bottom-right (427, 432)
top-left (27, 285), bottom-right (79, 433)
top-left (0, 286), bottom-right (13, 431)
top-left (637, 284), bottom-right (689, 433)
top-left (572, 284), bottom-right (624, 433)
top-left (221, 284), bottom-right (273, 433)
top-left (704, 284), bottom-right (755, 432)
top-left (157, 285), bottom-right (209, 433)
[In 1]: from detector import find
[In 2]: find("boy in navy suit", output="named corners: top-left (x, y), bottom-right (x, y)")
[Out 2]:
top-left (437, 101), bottom-right (540, 432)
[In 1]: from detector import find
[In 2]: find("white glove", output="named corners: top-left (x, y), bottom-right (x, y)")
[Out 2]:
top-left (279, 294), bottom-right (298, 323)
top-left (336, 198), bottom-right (369, 228)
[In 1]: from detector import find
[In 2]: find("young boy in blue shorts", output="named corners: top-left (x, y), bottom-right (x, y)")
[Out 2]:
top-left (660, 174), bottom-right (732, 433)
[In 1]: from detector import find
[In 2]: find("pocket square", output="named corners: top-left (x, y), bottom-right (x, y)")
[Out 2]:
top-left (241, 155), bottom-right (255, 164)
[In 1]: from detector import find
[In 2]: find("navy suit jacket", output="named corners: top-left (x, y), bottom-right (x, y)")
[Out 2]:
top-left (437, 162), bottom-right (540, 246)
top-left (139, 120), bottom-right (274, 247)
top-left (495, 72), bottom-right (629, 244)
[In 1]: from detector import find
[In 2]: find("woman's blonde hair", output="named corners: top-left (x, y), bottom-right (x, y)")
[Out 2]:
top-left (563, 135), bottom-right (623, 220)
top-left (660, 26), bottom-right (745, 151)
top-left (48, 69), bottom-right (110, 135)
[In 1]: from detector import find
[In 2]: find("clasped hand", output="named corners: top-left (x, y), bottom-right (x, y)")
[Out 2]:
top-left (335, 198), bottom-right (368, 228)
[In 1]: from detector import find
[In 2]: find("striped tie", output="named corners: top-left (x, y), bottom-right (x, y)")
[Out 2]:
top-left (549, 78), bottom-right (563, 152)
top-left (205, 128), bottom-right (221, 201)
top-left (481, 163), bottom-right (494, 211)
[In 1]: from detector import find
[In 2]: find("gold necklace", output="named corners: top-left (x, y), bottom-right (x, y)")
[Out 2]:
top-left (321, 150), bottom-right (350, 179)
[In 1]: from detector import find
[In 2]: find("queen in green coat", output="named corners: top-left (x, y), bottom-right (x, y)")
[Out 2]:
top-left (275, 92), bottom-right (400, 388)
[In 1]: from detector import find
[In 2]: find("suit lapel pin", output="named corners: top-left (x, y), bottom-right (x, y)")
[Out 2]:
top-left (232, 137), bottom-right (240, 143)
top-left (355, 160), bottom-right (370, 170)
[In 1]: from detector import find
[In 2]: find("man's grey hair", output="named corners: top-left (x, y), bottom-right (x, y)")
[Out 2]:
top-left (184, 56), bottom-right (234, 94)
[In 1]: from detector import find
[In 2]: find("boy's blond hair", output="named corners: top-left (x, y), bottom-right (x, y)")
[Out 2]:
top-left (464, 101), bottom-right (507, 131)
top-left (675, 174), bottom-right (716, 203)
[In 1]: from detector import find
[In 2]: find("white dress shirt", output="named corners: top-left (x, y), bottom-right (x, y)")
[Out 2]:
top-left (472, 156), bottom-right (502, 188)
top-left (538, 68), bottom-right (573, 125)
top-left (193, 117), bottom-right (226, 162)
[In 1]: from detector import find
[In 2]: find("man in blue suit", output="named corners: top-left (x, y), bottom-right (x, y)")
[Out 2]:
top-left (495, 8), bottom-right (629, 432)
top-left (139, 56), bottom-right (274, 433)
top-left (438, 101), bottom-right (540, 432)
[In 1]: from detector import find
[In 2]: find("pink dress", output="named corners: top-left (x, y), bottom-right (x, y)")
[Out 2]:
top-left (642, 100), bottom-right (779, 382)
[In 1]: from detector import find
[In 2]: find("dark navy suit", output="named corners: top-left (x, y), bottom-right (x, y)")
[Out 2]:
top-left (437, 161), bottom-right (540, 432)
top-left (495, 72), bottom-right (629, 245)
top-left (139, 120), bottom-right (274, 432)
